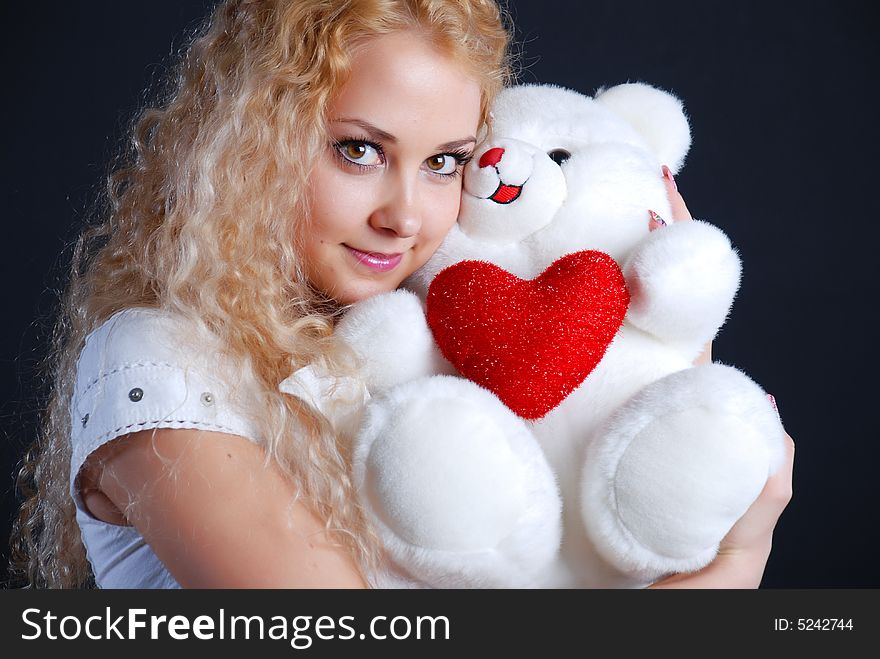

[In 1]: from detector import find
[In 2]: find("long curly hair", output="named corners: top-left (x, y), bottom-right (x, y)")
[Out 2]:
top-left (10, 0), bottom-right (512, 588)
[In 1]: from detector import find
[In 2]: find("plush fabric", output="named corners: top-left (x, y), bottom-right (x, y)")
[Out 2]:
top-left (332, 83), bottom-right (786, 588)
top-left (426, 250), bottom-right (629, 419)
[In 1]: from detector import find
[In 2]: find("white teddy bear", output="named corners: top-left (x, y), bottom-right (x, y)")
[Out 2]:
top-left (330, 83), bottom-right (787, 588)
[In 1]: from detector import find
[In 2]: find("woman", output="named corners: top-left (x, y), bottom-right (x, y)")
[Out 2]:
top-left (10, 0), bottom-right (791, 588)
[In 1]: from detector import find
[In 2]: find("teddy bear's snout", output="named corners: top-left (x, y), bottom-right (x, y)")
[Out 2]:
top-left (466, 141), bottom-right (534, 202)
top-left (460, 139), bottom-right (567, 243)
top-left (479, 147), bottom-right (506, 169)
top-left (474, 147), bottom-right (524, 203)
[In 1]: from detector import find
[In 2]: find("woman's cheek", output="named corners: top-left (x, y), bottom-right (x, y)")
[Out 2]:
top-left (309, 159), bottom-right (373, 229)
top-left (433, 182), bottom-right (464, 237)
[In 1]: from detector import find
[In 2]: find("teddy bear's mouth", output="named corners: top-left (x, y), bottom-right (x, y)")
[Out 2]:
top-left (489, 181), bottom-right (524, 204)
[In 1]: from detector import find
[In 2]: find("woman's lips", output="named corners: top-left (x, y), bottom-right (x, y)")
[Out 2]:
top-left (345, 245), bottom-right (403, 272)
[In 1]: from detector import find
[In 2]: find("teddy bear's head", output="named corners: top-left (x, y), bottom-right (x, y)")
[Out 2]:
top-left (461, 83), bottom-right (691, 259)
top-left (405, 82), bottom-right (692, 294)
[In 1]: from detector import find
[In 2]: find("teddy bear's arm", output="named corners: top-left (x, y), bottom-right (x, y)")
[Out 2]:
top-left (335, 289), bottom-right (454, 393)
top-left (623, 220), bottom-right (742, 353)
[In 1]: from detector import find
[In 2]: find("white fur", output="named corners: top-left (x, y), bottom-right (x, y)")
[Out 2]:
top-left (623, 219), bottom-right (742, 346)
top-left (334, 83), bottom-right (786, 588)
top-left (460, 138), bottom-right (567, 243)
top-left (595, 82), bottom-right (691, 174)
top-left (353, 376), bottom-right (562, 588)
top-left (335, 289), bottom-right (454, 392)
top-left (581, 364), bottom-right (785, 577)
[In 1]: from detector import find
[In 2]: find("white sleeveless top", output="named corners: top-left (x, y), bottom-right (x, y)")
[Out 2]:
top-left (69, 308), bottom-right (264, 588)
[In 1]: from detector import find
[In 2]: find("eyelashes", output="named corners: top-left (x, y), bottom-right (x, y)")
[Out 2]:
top-left (333, 138), bottom-right (384, 169)
top-left (442, 149), bottom-right (474, 171)
top-left (332, 137), bottom-right (472, 179)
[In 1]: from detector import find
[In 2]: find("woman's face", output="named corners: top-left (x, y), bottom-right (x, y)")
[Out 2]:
top-left (303, 31), bottom-right (482, 304)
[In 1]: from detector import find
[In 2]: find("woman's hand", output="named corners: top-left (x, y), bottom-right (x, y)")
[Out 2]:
top-left (648, 165), bottom-right (794, 588)
top-left (650, 428), bottom-right (794, 588)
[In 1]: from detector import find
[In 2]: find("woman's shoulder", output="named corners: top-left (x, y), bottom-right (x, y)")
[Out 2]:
top-left (70, 307), bottom-right (265, 493)
top-left (77, 307), bottom-right (263, 394)
top-left (80, 307), bottom-right (212, 373)
top-left (74, 306), bottom-right (265, 423)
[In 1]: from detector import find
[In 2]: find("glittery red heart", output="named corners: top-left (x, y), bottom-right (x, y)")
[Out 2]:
top-left (427, 250), bottom-right (629, 420)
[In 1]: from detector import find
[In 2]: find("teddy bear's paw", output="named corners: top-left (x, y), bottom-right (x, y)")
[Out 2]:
top-left (581, 364), bottom-right (786, 576)
top-left (334, 289), bottom-right (452, 392)
top-left (353, 375), bottom-right (562, 587)
top-left (624, 220), bottom-right (742, 349)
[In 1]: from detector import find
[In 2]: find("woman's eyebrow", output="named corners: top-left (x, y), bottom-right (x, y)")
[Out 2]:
top-left (332, 118), bottom-right (397, 143)
top-left (436, 137), bottom-right (477, 151)
top-left (332, 117), bottom-right (475, 152)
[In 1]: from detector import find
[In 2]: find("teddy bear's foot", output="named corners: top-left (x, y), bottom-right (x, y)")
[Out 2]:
top-left (354, 375), bottom-right (562, 588)
top-left (581, 364), bottom-right (786, 578)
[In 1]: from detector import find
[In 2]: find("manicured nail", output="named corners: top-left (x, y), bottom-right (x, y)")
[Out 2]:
top-left (648, 209), bottom-right (667, 231)
top-left (767, 393), bottom-right (781, 420)
top-left (662, 165), bottom-right (678, 191)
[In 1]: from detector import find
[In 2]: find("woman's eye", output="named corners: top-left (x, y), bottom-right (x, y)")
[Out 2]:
top-left (337, 141), bottom-right (382, 166)
top-left (424, 154), bottom-right (458, 175)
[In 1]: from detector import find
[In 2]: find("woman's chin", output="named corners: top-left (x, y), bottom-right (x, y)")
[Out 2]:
top-left (331, 275), bottom-right (406, 305)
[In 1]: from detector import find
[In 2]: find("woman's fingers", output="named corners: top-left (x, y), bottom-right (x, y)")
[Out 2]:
top-left (650, 417), bottom-right (794, 588)
top-left (694, 342), bottom-right (712, 365)
top-left (657, 165), bottom-right (709, 364)
top-left (719, 424), bottom-right (795, 555)
top-left (662, 165), bottom-right (692, 222)
top-left (764, 426), bottom-right (795, 513)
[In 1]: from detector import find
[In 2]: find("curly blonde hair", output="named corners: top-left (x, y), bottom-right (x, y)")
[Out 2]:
top-left (10, 0), bottom-right (512, 588)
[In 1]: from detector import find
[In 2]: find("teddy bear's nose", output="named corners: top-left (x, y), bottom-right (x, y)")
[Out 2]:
top-left (479, 147), bottom-right (505, 168)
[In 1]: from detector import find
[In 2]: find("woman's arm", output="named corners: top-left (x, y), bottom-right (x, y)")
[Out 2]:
top-left (87, 428), bottom-right (367, 588)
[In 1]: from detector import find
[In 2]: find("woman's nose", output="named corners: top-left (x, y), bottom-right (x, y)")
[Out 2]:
top-left (369, 179), bottom-right (421, 238)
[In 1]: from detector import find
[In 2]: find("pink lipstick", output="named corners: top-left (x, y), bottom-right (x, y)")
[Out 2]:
top-left (345, 245), bottom-right (403, 272)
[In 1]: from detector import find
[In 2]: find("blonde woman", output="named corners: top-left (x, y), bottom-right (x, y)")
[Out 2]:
top-left (10, 0), bottom-right (791, 589)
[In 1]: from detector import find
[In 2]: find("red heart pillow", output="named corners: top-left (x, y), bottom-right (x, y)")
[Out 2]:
top-left (427, 250), bottom-right (629, 420)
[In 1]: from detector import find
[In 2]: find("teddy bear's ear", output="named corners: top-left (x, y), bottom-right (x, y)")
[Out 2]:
top-left (594, 82), bottom-right (691, 174)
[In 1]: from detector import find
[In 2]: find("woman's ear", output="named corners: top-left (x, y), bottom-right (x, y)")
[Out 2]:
top-left (594, 82), bottom-right (691, 174)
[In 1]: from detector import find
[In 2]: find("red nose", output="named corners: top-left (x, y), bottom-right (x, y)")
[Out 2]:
top-left (479, 147), bottom-right (505, 168)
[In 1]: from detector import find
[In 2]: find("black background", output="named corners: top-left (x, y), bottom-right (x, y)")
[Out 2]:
top-left (2, 1), bottom-right (878, 587)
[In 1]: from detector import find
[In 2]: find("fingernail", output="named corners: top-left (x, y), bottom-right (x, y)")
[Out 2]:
top-left (648, 209), bottom-right (667, 231)
top-left (767, 393), bottom-right (781, 420)
top-left (662, 165), bottom-right (678, 191)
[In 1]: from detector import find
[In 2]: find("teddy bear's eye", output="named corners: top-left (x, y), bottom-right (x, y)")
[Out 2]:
top-left (547, 149), bottom-right (571, 166)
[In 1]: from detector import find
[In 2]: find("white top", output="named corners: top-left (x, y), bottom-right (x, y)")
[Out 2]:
top-left (69, 307), bottom-right (264, 588)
